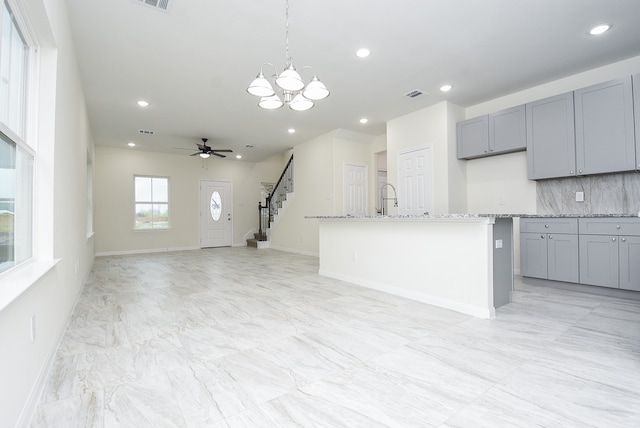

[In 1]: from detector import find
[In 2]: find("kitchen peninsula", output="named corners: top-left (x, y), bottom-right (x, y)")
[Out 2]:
top-left (309, 215), bottom-right (515, 319)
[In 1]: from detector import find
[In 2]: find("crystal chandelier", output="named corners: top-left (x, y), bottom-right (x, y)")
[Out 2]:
top-left (246, 0), bottom-right (329, 111)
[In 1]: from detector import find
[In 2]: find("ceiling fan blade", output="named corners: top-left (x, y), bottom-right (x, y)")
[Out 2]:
top-left (212, 149), bottom-right (233, 153)
top-left (212, 152), bottom-right (226, 158)
top-left (172, 147), bottom-right (194, 151)
top-left (190, 152), bottom-right (200, 156)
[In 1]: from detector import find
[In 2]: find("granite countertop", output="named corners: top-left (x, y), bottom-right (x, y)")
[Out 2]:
top-left (307, 213), bottom-right (640, 220)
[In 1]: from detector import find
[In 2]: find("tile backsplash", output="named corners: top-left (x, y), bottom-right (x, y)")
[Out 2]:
top-left (537, 172), bottom-right (640, 215)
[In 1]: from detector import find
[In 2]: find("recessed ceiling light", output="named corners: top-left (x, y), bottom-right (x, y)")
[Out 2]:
top-left (589, 24), bottom-right (610, 35)
top-left (440, 84), bottom-right (453, 92)
top-left (288, 128), bottom-right (296, 134)
top-left (235, 154), bottom-right (242, 159)
top-left (356, 48), bottom-right (371, 58)
top-left (127, 142), bottom-right (136, 147)
top-left (137, 100), bottom-right (149, 107)
top-left (359, 118), bottom-right (369, 124)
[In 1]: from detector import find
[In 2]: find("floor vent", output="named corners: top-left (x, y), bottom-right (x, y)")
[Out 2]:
top-left (138, 129), bottom-right (155, 135)
top-left (134, 0), bottom-right (171, 12)
top-left (404, 90), bottom-right (426, 99)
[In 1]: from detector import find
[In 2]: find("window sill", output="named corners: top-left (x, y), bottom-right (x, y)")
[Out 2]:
top-left (132, 228), bottom-right (172, 232)
top-left (0, 259), bottom-right (61, 312)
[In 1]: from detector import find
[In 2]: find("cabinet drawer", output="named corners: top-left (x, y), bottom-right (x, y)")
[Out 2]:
top-left (520, 218), bottom-right (578, 234)
top-left (579, 218), bottom-right (640, 236)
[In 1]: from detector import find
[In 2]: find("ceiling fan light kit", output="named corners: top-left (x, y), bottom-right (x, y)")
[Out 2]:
top-left (190, 138), bottom-right (232, 158)
top-left (246, 0), bottom-right (329, 111)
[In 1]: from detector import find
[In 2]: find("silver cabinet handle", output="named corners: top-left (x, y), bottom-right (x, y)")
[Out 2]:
top-left (544, 224), bottom-right (549, 228)
top-left (540, 235), bottom-right (545, 239)
top-left (621, 237), bottom-right (626, 242)
top-left (612, 237), bottom-right (617, 242)
top-left (616, 225), bottom-right (621, 229)
top-left (579, 169), bottom-right (583, 173)
top-left (570, 171), bottom-right (575, 175)
top-left (549, 235), bottom-right (553, 239)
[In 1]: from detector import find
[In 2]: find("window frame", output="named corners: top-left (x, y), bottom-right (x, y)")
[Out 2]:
top-left (133, 175), bottom-right (170, 230)
top-left (0, 0), bottom-right (36, 278)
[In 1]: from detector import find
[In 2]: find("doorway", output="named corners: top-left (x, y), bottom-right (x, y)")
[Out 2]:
top-left (397, 147), bottom-right (433, 215)
top-left (200, 180), bottom-right (232, 248)
top-left (343, 163), bottom-right (367, 216)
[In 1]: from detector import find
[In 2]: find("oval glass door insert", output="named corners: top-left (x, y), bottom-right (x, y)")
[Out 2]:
top-left (210, 191), bottom-right (222, 221)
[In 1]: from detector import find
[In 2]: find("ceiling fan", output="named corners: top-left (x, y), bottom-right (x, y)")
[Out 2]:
top-left (190, 138), bottom-right (232, 158)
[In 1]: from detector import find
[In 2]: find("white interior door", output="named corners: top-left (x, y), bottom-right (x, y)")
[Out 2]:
top-left (344, 163), bottom-right (367, 216)
top-left (398, 147), bottom-right (433, 215)
top-left (200, 180), bottom-right (232, 248)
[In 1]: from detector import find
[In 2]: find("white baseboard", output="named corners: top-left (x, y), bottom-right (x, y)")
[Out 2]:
top-left (269, 245), bottom-right (319, 258)
top-left (95, 246), bottom-right (200, 257)
top-left (18, 268), bottom-right (91, 428)
top-left (319, 269), bottom-right (495, 319)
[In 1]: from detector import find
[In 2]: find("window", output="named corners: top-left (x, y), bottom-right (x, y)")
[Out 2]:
top-left (1, 0), bottom-right (28, 139)
top-left (134, 176), bottom-right (169, 229)
top-left (0, 0), bottom-right (33, 275)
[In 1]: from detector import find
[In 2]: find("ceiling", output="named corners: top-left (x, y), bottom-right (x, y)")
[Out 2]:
top-left (65, 0), bottom-right (640, 162)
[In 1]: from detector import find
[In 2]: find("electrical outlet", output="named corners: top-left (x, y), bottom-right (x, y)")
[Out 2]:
top-left (495, 239), bottom-right (503, 249)
top-left (576, 191), bottom-right (584, 202)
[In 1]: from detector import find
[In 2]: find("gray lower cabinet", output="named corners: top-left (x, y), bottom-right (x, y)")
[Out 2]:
top-left (579, 235), bottom-right (619, 288)
top-left (620, 236), bottom-right (640, 291)
top-left (574, 76), bottom-right (636, 175)
top-left (526, 92), bottom-right (576, 179)
top-left (634, 73), bottom-right (640, 171)
top-left (520, 218), bottom-right (579, 283)
top-left (578, 218), bottom-right (640, 290)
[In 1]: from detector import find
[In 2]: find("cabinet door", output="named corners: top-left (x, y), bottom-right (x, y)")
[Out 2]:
top-left (526, 92), bottom-right (576, 180)
top-left (547, 234), bottom-right (579, 283)
top-left (520, 232), bottom-right (548, 278)
top-left (579, 235), bottom-right (619, 288)
top-left (489, 105), bottom-right (526, 154)
top-left (457, 115), bottom-right (489, 159)
top-left (634, 73), bottom-right (640, 171)
top-left (575, 77), bottom-right (635, 175)
top-left (619, 236), bottom-right (640, 291)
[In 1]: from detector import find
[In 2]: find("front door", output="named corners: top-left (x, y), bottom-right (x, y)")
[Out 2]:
top-left (398, 147), bottom-right (433, 215)
top-left (200, 180), bottom-right (232, 248)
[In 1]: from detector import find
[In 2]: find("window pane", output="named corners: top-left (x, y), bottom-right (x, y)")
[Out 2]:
top-left (152, 203), bottom-right (168, 228)
top-left (152, 177), bottom-right (168, 202)
top-left (0, 1), bottom-right (28, 138)
top-left (134, 176), bottom-right (151, 201)
top-left (135, 203), bottom-right (152, 229)
top-left (0, 132), bottom-right (32, 273)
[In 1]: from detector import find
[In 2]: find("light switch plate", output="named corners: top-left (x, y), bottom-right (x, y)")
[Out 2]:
top-left (576, 191), bottom-right (584, 202)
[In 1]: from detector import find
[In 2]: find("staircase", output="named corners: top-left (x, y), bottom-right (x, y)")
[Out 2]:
top-left (247, 154), bottom-right (294, 249)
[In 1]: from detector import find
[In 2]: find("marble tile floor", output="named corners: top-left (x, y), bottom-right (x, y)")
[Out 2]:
top-left (30, 247), bottom-right (640, 427)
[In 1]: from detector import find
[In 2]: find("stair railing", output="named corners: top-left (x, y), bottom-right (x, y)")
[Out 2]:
top-left (257, 154), bottom-right (293, 241)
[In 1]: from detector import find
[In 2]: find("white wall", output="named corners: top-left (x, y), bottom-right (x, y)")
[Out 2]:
top-left (0, 0), bottom-right (95, 426)
top-left (387, 101), bottom-right (467, 215)
top-left (94, 146), bottom-right (286, 254)
top-left (269, 130), bottom-right (380, 255)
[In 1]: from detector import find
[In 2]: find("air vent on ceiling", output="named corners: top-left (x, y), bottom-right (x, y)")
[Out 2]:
top-left (404, 90), bottom-right (426, 99)
top-left (134, 0), bottom-right (171, 12)
top-left (138, 129), bottom-right (155, 135)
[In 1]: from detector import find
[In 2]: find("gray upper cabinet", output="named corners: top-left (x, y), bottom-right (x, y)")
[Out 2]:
top-left (457, 115), bottom-right (489, 159)
top-left (526, 92), bottom-right (576, 180)
top-left (457, 105), bottom-right (526, 160)
top-left (489, 105), bottom-right (526, 154)
top-left (574, 76), bottom-right (636, 175)
top-left (634, 73), bottom-right (640, 171)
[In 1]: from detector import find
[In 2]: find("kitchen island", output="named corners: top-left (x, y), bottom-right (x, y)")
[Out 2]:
top-left (310, 215), bottom-right (515, 319)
